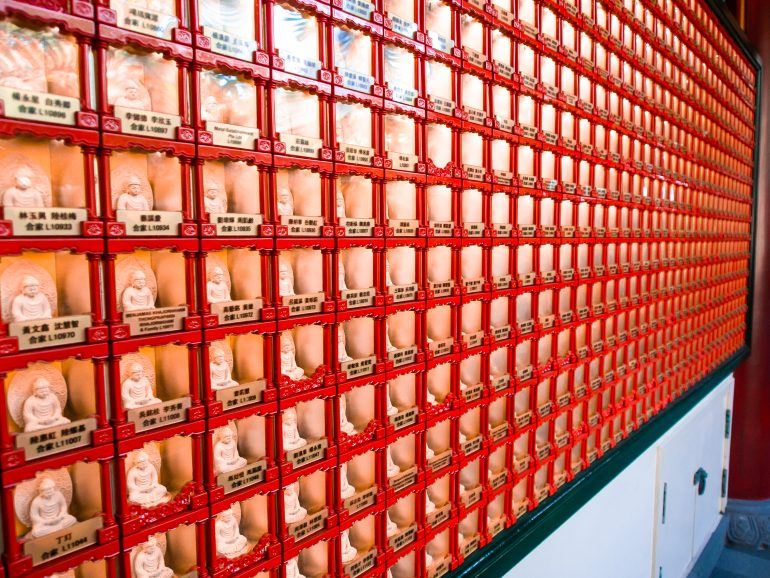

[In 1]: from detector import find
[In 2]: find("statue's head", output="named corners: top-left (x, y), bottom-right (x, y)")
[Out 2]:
top-left (32, 378), bottom-right (51, 398)
top-left (279, 261), bottom-right (292, 280)
top-left (285, 481), bottom-right (299, 497)
top-left (280, 332), bottom-right (295, 354)
top-left (209, 267), bottom-right (224, 284)
top-left (124, 81), bottom-right (140, 100)
top-left (220, 427), bottom-right (234, 443)
top-left (205, 187), bottom-right (219, 200)
top-left (135, 451), bottom-right (150, 469)
top-left (21, 275), bottom-right (40, 298)
top-left (129, 363), bottom-right (145, 381)
top-left (38, 476), bottom-right (56, 499)
top-left (125, 175), bottom-right (142, 196)
top-left (130, 270), bottom-right (147, 290)
top-left (211, 348), bottom-right (226, 364)
top-left (337, 191), bottom-right (345, 210)
top-left (278, 187), bottom-right (292, 205)
top-left (145, 535), bottom-right (159, 550)
top-left (14, 167), bottom-right (33, 190)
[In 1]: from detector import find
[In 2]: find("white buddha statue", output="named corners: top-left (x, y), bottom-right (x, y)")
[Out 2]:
top-left (206, 267), bottom-right (232, 304)
top-left (3, 167), bottom-right (46, 208)
top-left (213, 427), bottom-right (247, 475)
top-left (340, 529), bottom-right (358, 563)
top-left (339, 463), bottom-right (355, 499)
top-left (204, 186), bottom-right (228, 214)
top-left (278, 260), bottom-right (296, 297)
top-left (339, 395), bottom-right (357, 436)
top-left (385, 327), bottom-right (397, 352)
top-left (336, 191), bottom-right (347, 220)
top-left (282, 407), bottom-right (306, 451)
top-left (28, 477), bottom-right (77, 538)
top-left (133, 536), bottom-right (173, 578)
top-left (385, 258), bottom-right (394, 287)
top-left (425, 551), bottom-right (435, 569)
top-left (280, 333), bottom-right (306, 381)
top-left (426, 444), bottom-right (435, 460)
top-left (201, 95), bottom-right (226, 123)
top-left (283, 482), bottom-right (307, 523)
top-left (10, 275), bottom-right (52, 323)
top-left (215, 507), bottom-right (249, 559)
top-left (126, 451), bottom-right (169, 507)
top-left (425, 495), bottom-right (436, 515)
top-left (209, 348), bottom-right (238, 390)
top-left (114, 80), bottom-right (151, 110)
top-left (386, 447), bottom-right (401, 478)
top-left (276, 187), bottom-right (295, 217)
top-left (459, 431), bottom-right (468, 445)
top-left (116, 175), bottom-right (151, 211)
top-left (121, 270), bottom-right (156, 312)
top-left (121, 363), bottom-right (161, 410)
top-left (426, 388), bottom-right (438, 405)
top-left (338, 261), bottom-right (348, 291)
top-left (22, 377), bottom-right (70, 432)
top-left (285, 557), bottom-right (303, 578)
top-left (338, 327), bottom-right (353, 363)
top-left (386, 389), bottom-right (398, 416)
top-left (386, 511), bottom-right (399, 536)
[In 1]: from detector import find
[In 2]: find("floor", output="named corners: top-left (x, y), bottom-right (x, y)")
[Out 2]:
top-left (708, 547), bottom-right (770, 578)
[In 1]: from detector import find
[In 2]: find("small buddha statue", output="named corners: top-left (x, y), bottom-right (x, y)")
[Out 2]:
top-left (283, 481), bottom-right (307, 523)
top-left (278, 260), bottom-right (296, 297)
top-left (280, 333), bottom-right (306, 381)
top-left (121, 270), bottom-right (156, 312)
top-left (28, 477), bottom-right (77, 538)
top-left (339, 395), bottom-right (357, 436)
top-left (425, 551), bottom-right (435, 569)
top-left (10, 275), bottom-right (52, 323)
top-left (340, 529), bottom-right (358, 563)
top-left (285, 557), bottom-right (304, 578)
top-left (276, 187), bottom-right (295, 217)
top-left (121, 363), bottom-right (161, 409)
top-left (282, 407), bottom-right (306, 451)
top-left (204, 186), bottom-right (228, 214)
top-left (215, 506), bottom-right (249, 559)
top-left (426, 444), bottom-right (435, 460)
top-left (3, 167), bottom-right (46, 208)
top-left (116, 175), bottom-right (151, 211)
top-left (133, 536), bottom-right (173, 578)
top-left (385, 327), bottom-right (397, 352)
top-left (426, 388), bottom-right (438, 405)
top-left (336, 191), bottom-right (347, 220)
top-left (386, 390), bottom-right (398, 416)
top-left (459, 431), bottom-right (468, 445)
top-left (206, 267), bottom-right (232, 304)
top-left (386, 511), bottom-right (399, 536)
top-left (201, 95), bottom-right (226, 123)
top-left (338, 261), bottom-right (348, 291)
top-left (339, 463), bottom-right (355, 499)
top-left (386, 447), bottom-right (401, 478)
top-left (114, 80), bottom-right (151, 110)
top-left (126, 451), bottom-right (169, 507)
top-left (338, 327), bottom-right (353, 363)
top-left (213, 427), bottom-right (247, 475)
top-left (425, 495), bottom-right (436, 515)
top-left (209, 348), bottom-right (238, 390)
top-left (22, 377), bottom-right (70, 432)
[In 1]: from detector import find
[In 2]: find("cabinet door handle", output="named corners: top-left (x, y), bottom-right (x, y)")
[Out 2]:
top-left (693, 467), bottom-right (708, 496)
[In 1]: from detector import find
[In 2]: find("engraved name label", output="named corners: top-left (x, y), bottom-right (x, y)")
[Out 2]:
top-left (10, 314), bottom-right (92, 350)
top-left (127, 397), bottom-right (191, 433)
top-left (429, 338), bottom-right (454, 357)
top-left (341, 143), bottom-right (375, 165)
top-left (113, 1), bottom-right (177, 38)
top-left (463, 277), bottom-right (484, 293)
top-left (342, 0), bottom-right (374, 18)
top-left (281, 133), bottom-right (323, 158)
top-left (517, 318), bottom-right (534, 334)
top-left (344, 547), bottom-right (378, 578)
top-left (464, 165), bottom-right (486, 182)
top-left (429, 31), bottom-right (454, 53)
top-left (283, 292), bottom-right (324, 316)
top-left (288, 508), bottom-right (328, 540)
top-left (0, 87), bottom-right (79, 125)
top-left (539, 314), bottom-right (555, 329)
top-left (496, 61), bottom-right (514, 79)
top-left (430, 95), bottom-right (455, 115)
top-left (461, 535), bottom-right (480, 558)
top-left (490, 423), bottom-right (508, 442)
top-left (426, 266), bottom-right (452, 289)
top-left (461, 485), bottom-right (483, 506)
top-left (514, 455), bottom-right (530, 473)
top-left (428, 448), bottom-right (452, 471)
top-left (515, 411), bottom-right (532, 428)
top-left (4, 207), bottom-right (87, 236)
top-left (16, 418), bottom-right (97, 460)
top-left (427, 503), bottom-right (451, 528)
top-left (340, 217), bottom-right (375, 237)
top-left (389, 406), bottom-right (419, 430)
top-left (489, 470), bottom-right (508, 490)
top-left (217, 459), bottom-right (266, 493)
top-left (390, 84), bottom-right (418, 105)
top-left (489, 517), bottom-right (506, 537)
top-left (462, 383), bottom-right (483, 403)
top-left (492, 324), bottom-right (511, 342)
top-left (205, 121), bottom-right (259, 149)
top-left (520, 124), bottom-right (538, 139)
top-left (465, 221), bottom-right (485, 237)
top-left (203, 27), bottom-right (256, 60)
top-left (123, 306), bottom-right (187, 336)
top-left (519, 224), bottom-right (536, 238)
top-left (465, 106), bottom-right (487, 125)
top-left (391, 15), bottom-right (418, 37)
top-left (280, 51), bottom-right (322, 77)
top-left (514, 501), bottom-right (528, 518)
top-left (388, 345), bottom-right (417, 367)
top-left (286, 438), bottom-right (328, 468)
top-left (389, 465), bottom-right (417, 491)
top-left (491, 374), bottom-right (510, 391)
top-left (25, 516), bottom-right (103, 566)
top-left (388, 282), bottom-right (418, 302)
top-left (429, 557), bottom-right (451, 578)
top-left (211, 212), bottom-right (262, 236)
top-left (463, 330), bottom-right (485, 349)
top-left (281, 214), bottom-right (323, 236)
top-left (211, 298), bottom-right (262, 325)
top-left (461, 435), bottom-right (482, 455)
top-left (343, 485), bottom-right (378, 514)
top-left (341, 355), bottom-right (376, 378)
top-left (520, 72), bottom-right (537, 89)
top-left (517, 366), bottom-right (533, 382)
top-left (117, 209), bottom-right (182, 236)
top-left (114, 106), bottom-right (182, 138)
top-left (215, 380), bottom-right (265, 410)
top-left (339, 67), bottom-right (375, 93)
top-left (388, 523), bottom-right (418, 551)
top-left (341, 287), bottom-right (375, 309)
top-left (494, 171), bottom-right (514, 186)
top-left (429, 221), bottom-right (454, 237)
top-left (494, 223), bottom-right (513, 237)
top-left (387, 151), bottom-right (419, 171)
top-left (391, 218), bottom-right (419, 236)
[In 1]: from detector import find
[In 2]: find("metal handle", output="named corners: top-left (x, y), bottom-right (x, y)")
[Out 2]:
top-left (694, 467), bottom-right (708, 496)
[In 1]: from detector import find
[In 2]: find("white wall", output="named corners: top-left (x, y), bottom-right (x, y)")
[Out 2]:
top-left (503, 376), bottom-right (734, 578)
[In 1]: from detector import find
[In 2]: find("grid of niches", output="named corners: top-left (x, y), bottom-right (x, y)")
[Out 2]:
top-left (0, 0), bottom-right (756, 576)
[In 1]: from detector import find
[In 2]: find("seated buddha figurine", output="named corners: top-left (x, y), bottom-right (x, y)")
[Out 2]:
top-left (126, 451), bottom-right (170, 508)
top-left (213, 427), bottom-right (247, 475)
top-left (22, 377), bottom-right (70, 432)
top-left (10, 275), bottom-right (52, 323)
top-left (28, 476), bottom-right (77, 538)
